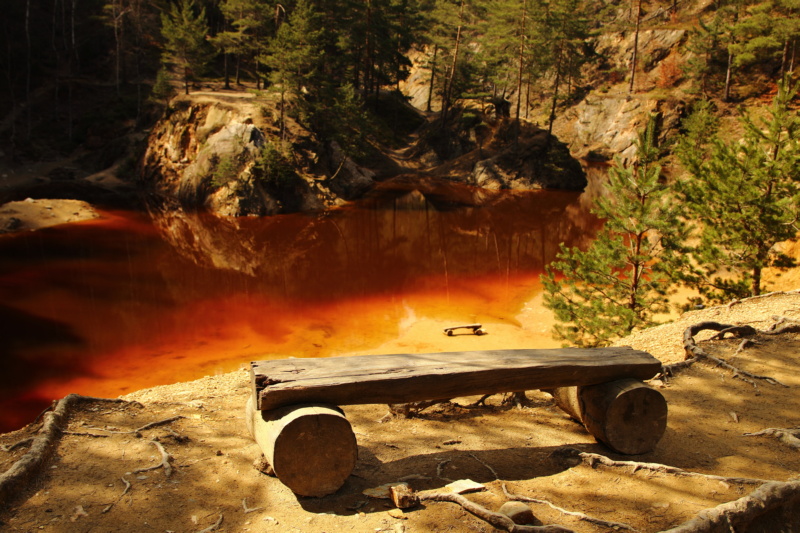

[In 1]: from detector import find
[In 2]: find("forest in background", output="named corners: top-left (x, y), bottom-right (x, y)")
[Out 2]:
top-left (1, 0), bottom-right (798, 158)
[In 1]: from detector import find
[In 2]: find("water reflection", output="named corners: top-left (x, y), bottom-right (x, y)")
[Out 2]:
top-left (0, 179), bottom-right (597, 432)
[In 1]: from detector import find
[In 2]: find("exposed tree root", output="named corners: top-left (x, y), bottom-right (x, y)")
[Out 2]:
top-left (501, 483), bottom-right (637, 531)
top-left (660, 480), bottom-right (800, 532)
top-left (660, 321), bottom-right (788, 387)
top-left (743, 427), bottom-right (800, 449)
top-left (387, 400), bottom-right (452, 418)
top-left (1, 437), bottom-right (34, 452)
top-left (102, 476), bottom-right (132, 514)
top-left (242, 497), bottom-right (263, 514)
top-left (416, 489), bottom-right (574, 533)
top-left (132, 440), bottom-right (174, 477)
top-left (725, 289), bottom-right (800, 310)
top-left (85, 415), bottom-right (185, 437)
top-left (556, 448), bottom-right (771, 486)
top-left (0, 394), bottom-right (140, 506)
top-left (196, 513), bottom-right (223, 533)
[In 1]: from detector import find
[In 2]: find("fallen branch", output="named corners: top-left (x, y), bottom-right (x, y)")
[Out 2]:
top-left (0, 394), bottom-right (140, 505)
top-left (196, 513), bottom-right (223, 533)
top-left (660, 480), bottom-right (800, 532)
top-left (743, 427), bottom-right (800, 449)
top-left (417, 489), bottom-right (574, 533)
top-left (102, 476), bottom-right (132, 513)
top-left (501, 483), bottom-right (637, 531)
top-left (132, 440), bottom-right (174, 477)
top-left (561, 449), bottom-right (771, 486)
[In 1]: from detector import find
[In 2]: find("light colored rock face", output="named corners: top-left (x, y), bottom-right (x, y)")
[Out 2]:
top-left (140, 97), bottom-right (374, 216)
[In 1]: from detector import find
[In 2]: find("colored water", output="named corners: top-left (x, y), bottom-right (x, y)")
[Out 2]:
top-left (0, 180), bottom-right (596, 432)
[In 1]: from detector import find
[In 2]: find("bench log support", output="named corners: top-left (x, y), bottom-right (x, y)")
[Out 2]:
top-left (247, 347), bottom-right (667, 496)
top-left (245, 396), bottom-right (358, 497)
top-left (551, 379), bottom-right (667, 454)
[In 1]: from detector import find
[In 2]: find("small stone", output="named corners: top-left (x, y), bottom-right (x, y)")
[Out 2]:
top-left (498, 501), bottom-right (535, 525)
top-left (387, 509), bottom-right (405, 519)
top-left (444, 479), bottom-right (484, 494)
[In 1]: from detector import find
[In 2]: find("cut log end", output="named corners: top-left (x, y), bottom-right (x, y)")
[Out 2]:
top-left (554, 379), bottom-right (668, 455)
top-left (246, 398), bottom-right (358, 497)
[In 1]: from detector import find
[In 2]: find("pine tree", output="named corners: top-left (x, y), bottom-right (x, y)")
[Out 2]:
top-left (676, 80), bottom-right (800, 302)
top-left (542, 117), bottom-right (686, 347)
top-left (160, 0), bottom-right (212, 95)
top-left (262, 0), bottom-right (324, 135)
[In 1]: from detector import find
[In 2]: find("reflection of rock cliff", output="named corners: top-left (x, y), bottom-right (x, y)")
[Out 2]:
top-left (148, 180), bottom-right (598, 299)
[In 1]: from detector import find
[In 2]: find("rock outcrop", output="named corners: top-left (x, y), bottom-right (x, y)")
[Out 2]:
top-left (139, 95), bottom-right (375, 216)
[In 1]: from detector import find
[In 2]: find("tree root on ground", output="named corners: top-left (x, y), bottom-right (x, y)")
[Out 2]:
top-left (101, 476), bottom-right (131, 514)
top-left (501, 483), bottom-right (637, 531)
top-left (660, 479), bottom-right (800, 532)
top-left (415, 489), bottom-right (574, 533)
top-left (196, 513), bottom-right (223, 533)
top-left (386, 399), bottom-right (453, 418)
top-left (660, 321), bottom-right (788, 387)
top-left (85, 415), bottom-right (185, 437)
top-left (556, 448), bottom-right (771, 485)
top-left (0, 394), bottom-right (141, 505)
top-left (743, 427), bottom-right (800, 449)
top-left (550, 448), bottom-right (800, 533)
top-left (132, 439), bottom-right (174, 477)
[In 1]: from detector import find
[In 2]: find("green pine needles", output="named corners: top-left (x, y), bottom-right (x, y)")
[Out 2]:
top-left (676, 79), bottom-right (800, 302)
top-left (542, 116), bottom-right (686, 347)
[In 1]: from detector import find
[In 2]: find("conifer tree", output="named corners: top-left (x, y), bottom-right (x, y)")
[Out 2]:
top-left (262, 0), bottom-right (324, 135)
top-left (676, 80), bottom-right (800, 302)
top-left (160, 0), bottom-right (212, 95)
top-left (542, 117), bottom-right (686, 347)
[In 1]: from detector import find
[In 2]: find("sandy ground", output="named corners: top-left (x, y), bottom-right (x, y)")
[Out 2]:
top-left (1, 290), bottom-right (800, 532)
top-left (0, 198), bottom-right (99, 233)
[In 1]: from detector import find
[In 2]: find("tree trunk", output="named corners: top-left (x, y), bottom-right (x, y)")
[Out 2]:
top-left (442, 0), bottom-right (465, 124)
top-left (515, 0), bottom-right (527, 122)
top-left (628, 0), bottom-right (642, 94)
top-left (427, 45), bottom-right (438, 112)
top-left (724, 48), bottom-right (733, 101)
top-left (547, 47), bottom-right (563, 147)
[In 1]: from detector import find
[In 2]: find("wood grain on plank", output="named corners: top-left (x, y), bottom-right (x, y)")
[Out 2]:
top-left (251, 347), bottom-right (661, 410)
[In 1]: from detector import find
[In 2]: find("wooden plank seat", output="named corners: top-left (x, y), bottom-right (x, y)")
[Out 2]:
top-left (246, 347), bottom-right (667, 497)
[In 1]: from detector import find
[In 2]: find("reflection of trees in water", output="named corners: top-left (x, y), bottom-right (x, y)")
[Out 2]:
top-left (147, 180), bottom-right (598, 302)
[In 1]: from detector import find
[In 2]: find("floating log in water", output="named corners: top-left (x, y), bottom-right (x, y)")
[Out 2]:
top-left (245, 396), bottom-right (358, 497)
top-left (552, 378), bottom-right (667, 454)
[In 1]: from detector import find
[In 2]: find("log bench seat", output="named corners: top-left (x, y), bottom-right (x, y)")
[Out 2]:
top-left (246, 347), bottom-right (667, 497)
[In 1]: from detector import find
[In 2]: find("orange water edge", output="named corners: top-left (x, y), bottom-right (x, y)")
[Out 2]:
top-left (21, 272), bottom-right (556, 407)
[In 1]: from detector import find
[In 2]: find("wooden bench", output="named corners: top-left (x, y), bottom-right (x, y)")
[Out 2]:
top-left (246, 347), bottom-right (667, 497)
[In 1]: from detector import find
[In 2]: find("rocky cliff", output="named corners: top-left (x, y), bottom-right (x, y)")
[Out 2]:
top-left (139, 94), bottom-right (375, 216)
